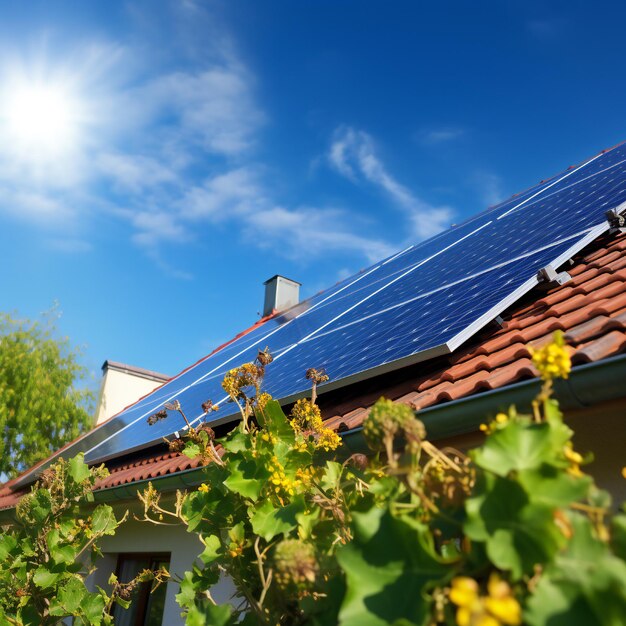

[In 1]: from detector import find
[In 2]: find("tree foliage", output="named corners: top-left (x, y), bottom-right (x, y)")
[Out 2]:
top-left (0, 310), bottom-right (93, 479)
top-left (0, 454), bottom-right (169, 625)
top-left (137, 334), bottom-right (626, 625)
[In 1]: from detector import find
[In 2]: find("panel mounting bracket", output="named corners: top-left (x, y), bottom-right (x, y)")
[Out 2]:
top-left (537, 265), bottom-right (571, 287)
top-left (606, 202), bottom-right (626, 234)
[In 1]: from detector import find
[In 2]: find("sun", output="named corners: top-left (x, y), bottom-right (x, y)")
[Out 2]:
top-left (2, 81), bottom-right (81, 159)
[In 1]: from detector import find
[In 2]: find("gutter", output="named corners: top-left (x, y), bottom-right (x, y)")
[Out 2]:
top-left (2, 353), bottom-right (625, 518)
top-left (341, 352), bottom-right (626, 453)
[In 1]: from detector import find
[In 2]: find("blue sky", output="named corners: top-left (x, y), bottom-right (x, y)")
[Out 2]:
top-left (1, 0), bottom-right (625, 385)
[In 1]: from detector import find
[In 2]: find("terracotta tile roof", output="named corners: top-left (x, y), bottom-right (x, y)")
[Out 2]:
top-left (1, 232), bottom-right (625, 511)
top-left (320, 231), bottom-right (626, 431)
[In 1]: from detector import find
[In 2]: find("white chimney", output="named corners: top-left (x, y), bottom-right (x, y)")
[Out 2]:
top-left (263, 275), bottom-right (301, 316)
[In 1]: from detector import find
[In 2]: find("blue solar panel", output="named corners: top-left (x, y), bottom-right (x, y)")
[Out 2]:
top-left (16, 142), bottom-right (626, 483)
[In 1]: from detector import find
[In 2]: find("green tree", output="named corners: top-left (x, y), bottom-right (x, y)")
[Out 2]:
top-left (0, 453), bottom-right (167, 625)
top-left (0, 310), bottom-right (93, 480)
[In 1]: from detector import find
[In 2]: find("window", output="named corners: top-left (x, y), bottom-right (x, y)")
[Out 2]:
top-left (112, 553), bottom-right (170, 626)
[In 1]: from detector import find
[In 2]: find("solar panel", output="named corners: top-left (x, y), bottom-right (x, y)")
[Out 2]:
top-left (15, 142), bottom-right (626, 486)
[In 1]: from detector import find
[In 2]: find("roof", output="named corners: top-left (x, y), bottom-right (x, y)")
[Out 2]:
top-left (1, 231), bottom-right (625, 511)
top-left (102, 361), bottom-right (170, 383)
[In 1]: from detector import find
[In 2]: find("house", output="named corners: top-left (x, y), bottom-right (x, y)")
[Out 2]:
top-left (95, 360), bottom-right (170, 426)
top-left (1, 146), bottom-right (626, 625)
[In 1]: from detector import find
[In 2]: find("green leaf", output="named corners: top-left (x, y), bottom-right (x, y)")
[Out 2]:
top-left (526, 514), bottom-right (626, 625)
top-left (28, 490), bottom-right (53, 523)
top-left (47, 529), bottom-right (76, 565)
top-left (0, 534), bottom-right (17, 561)
top-left (81, 591), bottom-right (106, 624)
top-left (91, 504), bottom-right (118, 535)
top-left (183, 442), bottom-right (201, 459)
top-left (57, 576), bottom-right (86, 613)
top-left (336, 508), bottom-right (448, 626)
top-left (473, 419), bottom-right (571, 477)
top-left (68, 453), bottom-right (90, 483)
top-left (517, 464), bottom-right (592, 507)
top-left (221, 431), bottom-right (250, 453)
top-left (258, 400), bottom-right (295, 443)
top-left (186, 602), bottom-right (233, 626)
top-left (464, 474), bottom-right (563, 579)
top-left (198, 534), bottom-right (221, 565)
top-left (33, 566), bottom-right (61, 589)
top-left (320, 461), bottom-right (344, 491)
top-left (223, 455), bottom-right (269, 499)
top-left (250, 496), bottom-right (305, 541)
top-left (611, 513), bottom-right (626, 561)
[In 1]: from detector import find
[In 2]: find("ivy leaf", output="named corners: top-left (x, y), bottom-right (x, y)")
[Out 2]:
top-left (320, 461), bottom-right (344, 491)
top-left (464, 474), bottom-right (564, 579)
top-left (473, 419), bottom-right (571, 476)
top-left (91, 505), bottom-right (118, 535)
top-left (33, 567), bottom-right (61, 589)
top-left (221, 431), bottom-right (250, 453)
top-left (526, 513), bottom-right (626, 625)
top-left (183, 442), bottom-right (201, 459)
top-left (47, 529), bottom-right (76, 565)
top-left (336, 508), bottom-right (448, 626)
top-left (68, 454), bottom-right (90, 484)
top-left (198, 534), bottom-right (221, 565)
top-left (517, 464), bottom-right (592, 507)
top-left (29, 490), bottom-right (53, 523)
top-left (224, 455), bottom-right (269, 499)
top-left (250, 496), bottom-right (305, 541)
top-left (257, 400), bottom-right (295, 443)
top-left (55, 576), bottom-right (86, 614)
top-left (611, 512), bottom-right (626, 561)
top-left (81, 591), bottom-right (106, 624)
top-left (0, 534), bottom-right (17, 561)
top-left (186, 601), bottom-right (234, 626)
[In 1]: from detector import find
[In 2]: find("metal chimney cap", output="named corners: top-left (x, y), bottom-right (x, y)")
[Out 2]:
top-left (263, 275), bottom-right (301, 316)
top-left (263, 274), bottom-right (301, 286)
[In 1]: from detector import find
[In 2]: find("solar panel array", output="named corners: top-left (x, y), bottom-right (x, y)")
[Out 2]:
top-left (17, 142), bottom-right (626, 485)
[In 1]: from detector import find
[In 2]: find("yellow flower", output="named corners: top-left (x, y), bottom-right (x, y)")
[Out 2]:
top-left (316, 427), bottom-right (342, 451)
top-left (221, 362), bottom-right (263, 398)
top-left (290, 398), bottom-right (325, 433)
top-left (257, 392), bottom-right (273, 410)
top-left (290, 398), bottom-right (341, 451)
top-left (449, 577), bottom-right (479, 608)
top-left (261, 431), bottom-right (277, 445)
top-left (198, 483), bottom-right (210, 493)
top-left (449, 574), bottom-right (520, 626)
top-left (529, 331), bottom-right (571, 382)
top-left (563, 443), bottom-right (584, 477)
top-left (622, 467), bottom-right (626, 480)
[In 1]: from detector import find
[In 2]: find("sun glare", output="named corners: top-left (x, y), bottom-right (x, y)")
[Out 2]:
top-left (1, 81), bottom-right (81, 159)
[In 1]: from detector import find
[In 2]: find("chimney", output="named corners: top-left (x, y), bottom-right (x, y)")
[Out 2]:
top-left (263, 275), bottom-right (301, 316)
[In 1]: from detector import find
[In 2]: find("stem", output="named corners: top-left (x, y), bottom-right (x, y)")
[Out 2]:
top-left (177, 408), bottom-right (192, 429)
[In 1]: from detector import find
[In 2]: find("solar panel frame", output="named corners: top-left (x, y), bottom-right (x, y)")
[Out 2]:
top-left (13, 143), bottom-right (626, 487)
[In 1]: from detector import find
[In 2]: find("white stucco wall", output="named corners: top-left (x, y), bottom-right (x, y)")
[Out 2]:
top-left (95, 366), bottom-right (167, 425)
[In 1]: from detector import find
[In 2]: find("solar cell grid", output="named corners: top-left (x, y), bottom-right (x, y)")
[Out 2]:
top-left (15, 142), bottom-right (626, 483)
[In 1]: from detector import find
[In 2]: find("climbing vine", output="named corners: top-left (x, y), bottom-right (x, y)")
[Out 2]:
top-left (136, 332), bottom-right (626, 625)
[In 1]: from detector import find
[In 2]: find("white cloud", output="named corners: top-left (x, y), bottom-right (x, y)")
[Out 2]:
top-left (0, 9), bottom-right (397, 276)
top-left (329, 126), bottom-right (453, 239)
top-left (473, 171), bottom-right (505, 207)
top-left (131, 64), bottom-right (264, 156)
top-left (179, 167), bottom-right (262, 220)
top-left (246, 206), bottom-right (395, 262)
top-left (97, 153), bottom-right (178, 193)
